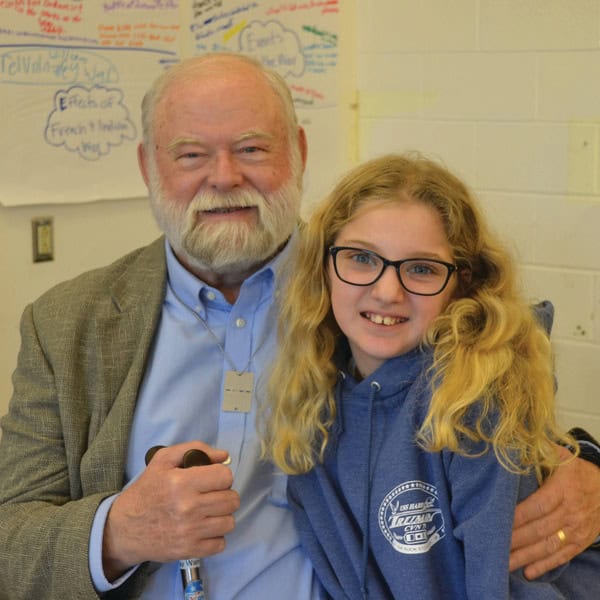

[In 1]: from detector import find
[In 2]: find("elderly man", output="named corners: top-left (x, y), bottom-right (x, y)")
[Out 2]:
top-left (0, 53), bottom-right (598, 599)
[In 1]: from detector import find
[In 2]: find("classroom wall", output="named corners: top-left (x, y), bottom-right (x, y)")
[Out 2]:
top-left (2, 0), bottom-right (600, 440)
top-left (357, 0), bottom-right (600, 437)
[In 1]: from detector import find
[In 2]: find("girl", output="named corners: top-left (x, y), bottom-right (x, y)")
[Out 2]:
top-left (263, 153), bottom-right (598, 598)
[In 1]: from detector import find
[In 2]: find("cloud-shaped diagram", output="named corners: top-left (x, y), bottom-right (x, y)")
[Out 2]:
top-left (44, 85), bottom-right (136, 161)
top-left (238, 20), bottom-right (305, 79)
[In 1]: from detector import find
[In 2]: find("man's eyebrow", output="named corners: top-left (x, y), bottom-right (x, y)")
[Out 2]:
top-left (235, 130), bottom-right (275, 143)
top-left (166, 137), bottom-right (205, 153)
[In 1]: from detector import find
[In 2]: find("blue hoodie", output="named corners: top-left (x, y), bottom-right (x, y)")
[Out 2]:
top-left (287, 344), bottom-right (600, 599)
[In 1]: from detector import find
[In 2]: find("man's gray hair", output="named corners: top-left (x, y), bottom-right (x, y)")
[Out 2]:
top-left (140, 53), bottom-right (300, 153)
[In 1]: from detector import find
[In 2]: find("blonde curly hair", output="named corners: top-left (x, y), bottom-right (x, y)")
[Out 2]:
top-left (263, 153), bottom-right (574, 479)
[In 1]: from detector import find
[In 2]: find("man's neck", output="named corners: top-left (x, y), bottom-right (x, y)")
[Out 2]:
top-left (175, 254), bottom-right (269, 304)
top-left (180, 262), bottom-right (251, 304)
top-left (172, 239), bottom-right (290, 304)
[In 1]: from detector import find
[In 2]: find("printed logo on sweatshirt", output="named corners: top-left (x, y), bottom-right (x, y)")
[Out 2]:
top-left (378, 480), bottom-right (445, 554)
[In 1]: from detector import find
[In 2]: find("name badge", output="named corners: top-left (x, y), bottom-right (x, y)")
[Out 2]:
top-left (222, 370), bottom-right (254, 413)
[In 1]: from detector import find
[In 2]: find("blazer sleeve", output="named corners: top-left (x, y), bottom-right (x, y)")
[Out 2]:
top-left (0, 303), bottom-right (110, 599)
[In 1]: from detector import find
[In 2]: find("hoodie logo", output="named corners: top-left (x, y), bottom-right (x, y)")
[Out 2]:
top-left (378, 480), bottom-right (445, 554)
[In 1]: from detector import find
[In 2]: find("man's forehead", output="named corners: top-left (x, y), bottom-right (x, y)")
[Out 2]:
top-left (155, 85), bottom-right (287, 133)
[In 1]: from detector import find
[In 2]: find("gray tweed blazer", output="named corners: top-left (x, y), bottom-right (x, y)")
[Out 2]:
top-left (0, 237), bottom-right (167, 599)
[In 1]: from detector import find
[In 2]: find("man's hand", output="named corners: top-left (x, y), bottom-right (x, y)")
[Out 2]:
top-left (102, 441), bottom-right (240, 581)
top-left (510, 445), bottom-right (600, 579)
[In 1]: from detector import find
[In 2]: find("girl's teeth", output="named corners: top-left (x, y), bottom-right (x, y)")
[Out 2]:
top-left (368, 313), bottom-right (402, 325)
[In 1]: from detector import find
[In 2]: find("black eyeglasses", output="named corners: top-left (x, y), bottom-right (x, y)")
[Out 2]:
top-left (329, 246), bottom-right (457, 296)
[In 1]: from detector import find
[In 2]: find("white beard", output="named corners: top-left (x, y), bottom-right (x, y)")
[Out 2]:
top-left (148, 165), bottom-right (302, 277)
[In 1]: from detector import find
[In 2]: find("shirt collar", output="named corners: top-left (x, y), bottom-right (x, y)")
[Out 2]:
top-left (164, 234), bottom-right (295, 312)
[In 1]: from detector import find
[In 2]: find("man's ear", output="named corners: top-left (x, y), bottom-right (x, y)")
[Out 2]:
top-left (137, 142), bottom-right (151, 187)
top-left (298, 126), bottom-right (308, 169)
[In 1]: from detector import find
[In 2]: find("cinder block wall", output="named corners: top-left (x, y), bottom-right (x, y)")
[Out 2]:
top-left (357, 0), bottom-right (600, 437)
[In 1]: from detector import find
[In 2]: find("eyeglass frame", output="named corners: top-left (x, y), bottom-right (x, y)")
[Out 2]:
top-left (328, 245), bottom-right (458, 297)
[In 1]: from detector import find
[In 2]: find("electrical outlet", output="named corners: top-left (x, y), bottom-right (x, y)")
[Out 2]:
top-left (32, 217), bottom-right (54, 262)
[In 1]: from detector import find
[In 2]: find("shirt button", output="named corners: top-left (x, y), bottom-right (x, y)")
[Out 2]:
top-left (235, 318), bottom-right (246, 328)
top-left (206, 291), bottom-right (216, 301)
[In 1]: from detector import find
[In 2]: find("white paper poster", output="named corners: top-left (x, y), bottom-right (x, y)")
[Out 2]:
top-left (0, 0), bottom-right (345, 206)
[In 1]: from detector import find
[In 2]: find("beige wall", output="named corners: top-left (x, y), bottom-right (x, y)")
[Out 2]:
top-left (2, 0), bottom-right (600, 439)
top-left (357, 0), bottom-right (600, 436)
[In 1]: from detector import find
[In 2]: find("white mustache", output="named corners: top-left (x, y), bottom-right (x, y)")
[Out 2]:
top-left (190, 189), bottom-right (264, 213)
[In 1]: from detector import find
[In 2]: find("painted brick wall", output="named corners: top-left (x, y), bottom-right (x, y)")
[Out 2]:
top-left (357, 0), bottom-right (600, 437)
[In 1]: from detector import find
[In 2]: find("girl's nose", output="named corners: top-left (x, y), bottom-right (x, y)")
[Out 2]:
top-left (370, 264), bottom-right (406, 302)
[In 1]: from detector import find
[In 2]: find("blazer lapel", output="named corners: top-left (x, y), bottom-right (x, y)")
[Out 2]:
top-left (80, 238), bottom-right (167, 494)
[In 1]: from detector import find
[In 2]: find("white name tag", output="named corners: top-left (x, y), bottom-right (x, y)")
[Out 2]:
top-left (222, 370), bottom-right (254, 413)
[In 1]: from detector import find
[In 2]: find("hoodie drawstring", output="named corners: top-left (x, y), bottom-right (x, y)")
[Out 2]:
top-left (359, 380), bottom-right (381, 600)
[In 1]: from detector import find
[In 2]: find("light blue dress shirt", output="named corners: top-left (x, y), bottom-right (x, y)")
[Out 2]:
top-left (90, 240), bottom-right (320, 599)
